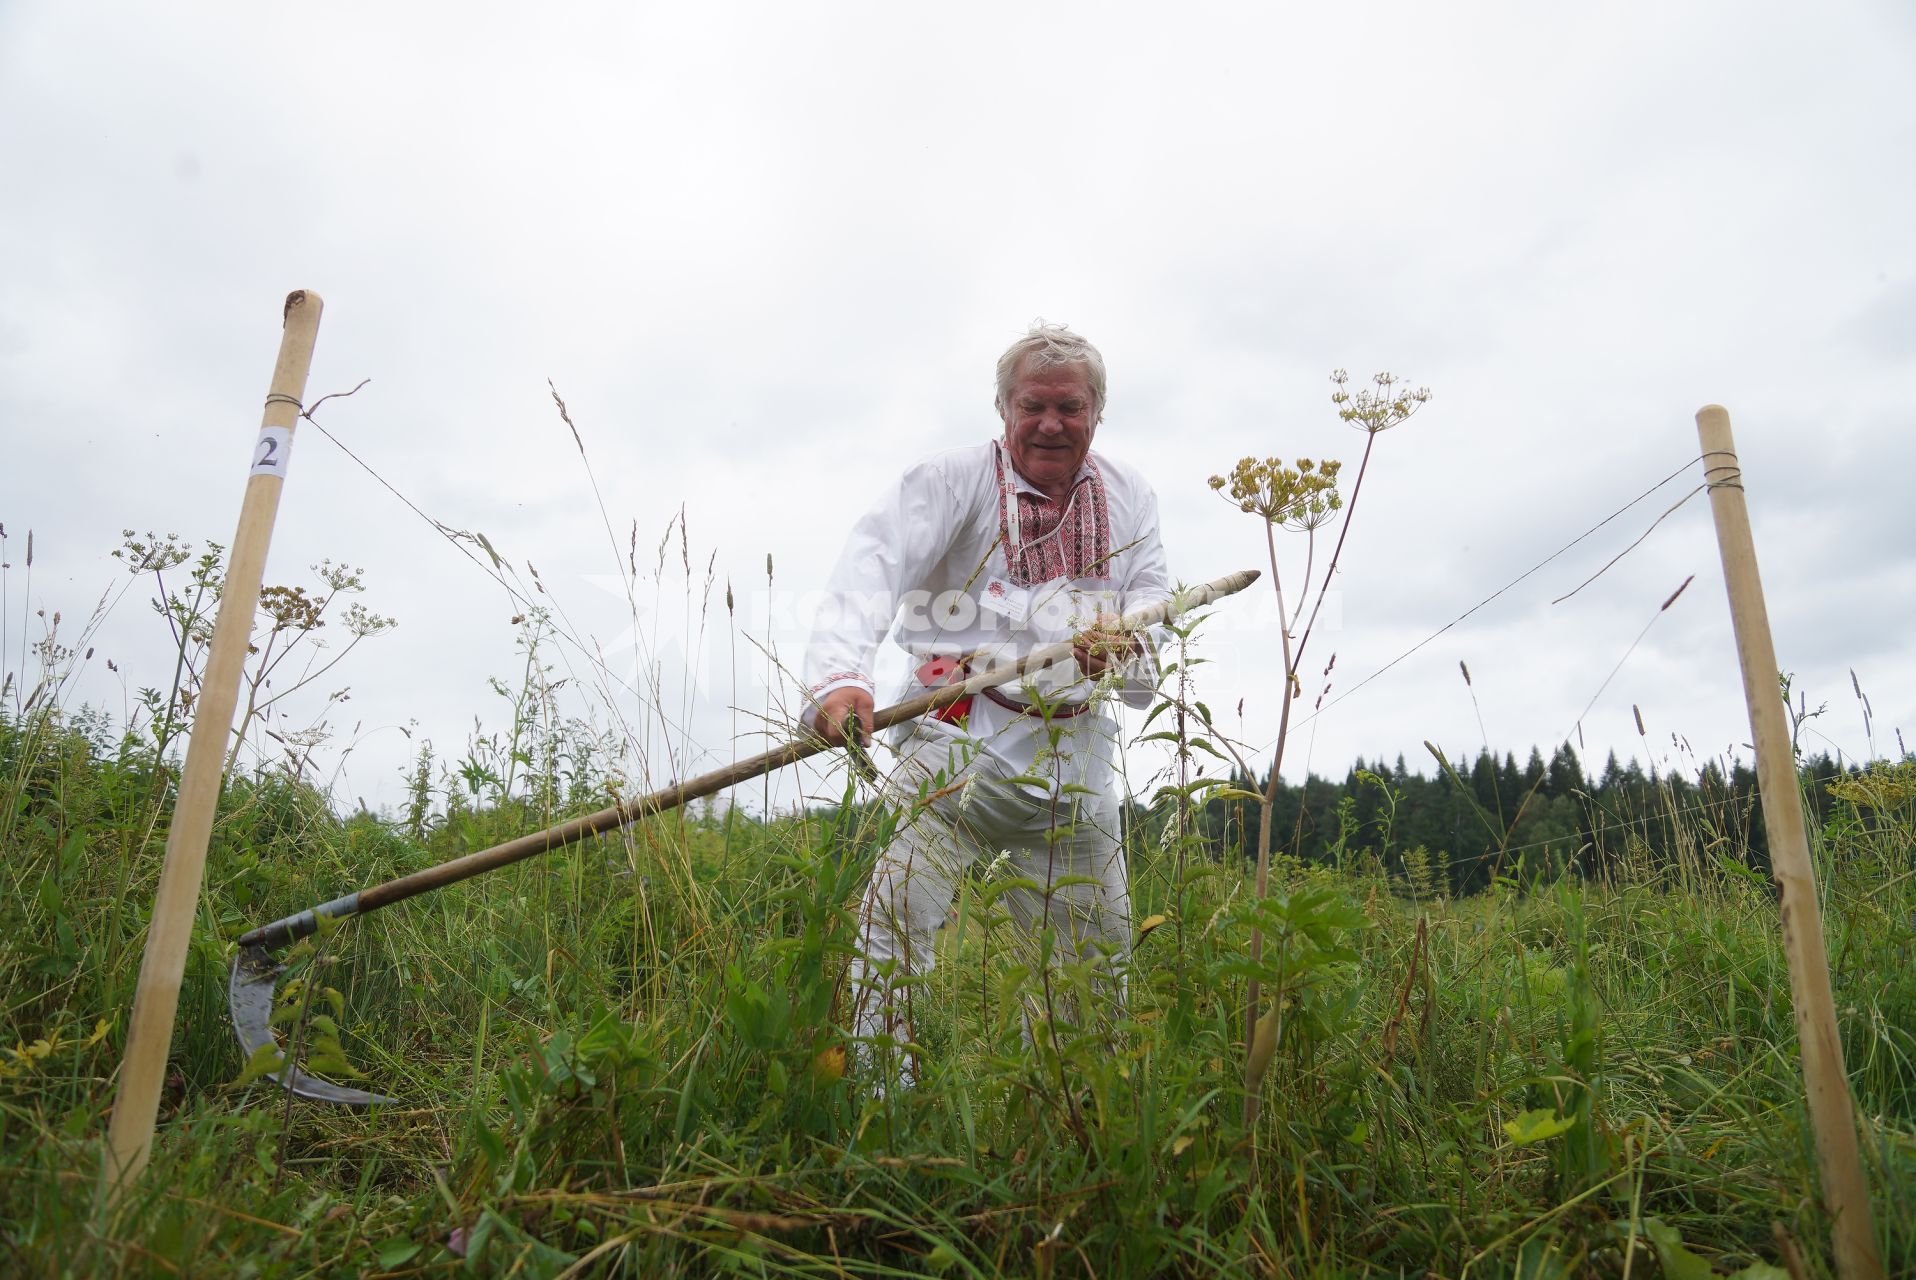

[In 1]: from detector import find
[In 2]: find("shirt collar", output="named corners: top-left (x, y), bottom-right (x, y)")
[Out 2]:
top-left (998, 441), bottom-right (1095, 500)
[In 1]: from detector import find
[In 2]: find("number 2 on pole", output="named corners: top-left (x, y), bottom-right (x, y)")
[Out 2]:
top-left (250, 426), bottom-right (292, 476)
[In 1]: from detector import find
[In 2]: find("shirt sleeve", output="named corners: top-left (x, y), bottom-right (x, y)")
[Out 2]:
top-left (800, 459), bottom-right (964, 729)
top-left (1112, 481), bottom-right (1173, 709)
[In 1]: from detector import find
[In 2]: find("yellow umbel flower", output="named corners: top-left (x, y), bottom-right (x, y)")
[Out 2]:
top-left (1828, 761), bottom-right (1916, 810)
top-left (1207, 456), bottom-right (1344, 530)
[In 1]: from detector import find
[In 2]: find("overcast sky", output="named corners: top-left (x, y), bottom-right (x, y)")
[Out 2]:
top-left (3, 1), bottom-right (1911, 816)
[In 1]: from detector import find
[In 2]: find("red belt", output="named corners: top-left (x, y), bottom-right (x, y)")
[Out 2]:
top-left (915, 656), bottom-right (1093, 726)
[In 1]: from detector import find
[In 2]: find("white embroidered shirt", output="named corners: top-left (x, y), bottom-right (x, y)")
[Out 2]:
top-left (800, 441), bottom-right (1172, 790)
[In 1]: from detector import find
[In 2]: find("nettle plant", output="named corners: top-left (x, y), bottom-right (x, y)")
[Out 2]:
top-left (1207, 370), bottom-right (1430, 1131)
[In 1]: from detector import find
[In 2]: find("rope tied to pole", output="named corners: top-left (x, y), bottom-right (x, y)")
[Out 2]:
top-left (1700, 448), bottom-right (1744, 491)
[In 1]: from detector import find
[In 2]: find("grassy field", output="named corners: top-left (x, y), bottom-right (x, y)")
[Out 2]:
top-left (1, 681), bottom-right (1911, 1278)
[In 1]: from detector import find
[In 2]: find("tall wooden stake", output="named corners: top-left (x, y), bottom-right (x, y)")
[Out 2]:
top-left (99, 291), bottom-right (325, 1212)
top-left (1696, 405), bottom-right (1883, 1280)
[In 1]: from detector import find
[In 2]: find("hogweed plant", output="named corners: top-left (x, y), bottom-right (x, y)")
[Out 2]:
top-left (1208, 370), bottom-right (1429, 1139)
top-left (110, 532), bottom-right (398, 783)
top-left (227, 563), bottom-right (397, 779)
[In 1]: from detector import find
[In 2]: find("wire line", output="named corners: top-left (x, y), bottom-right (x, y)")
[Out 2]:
top-left (1290, 453), bottom-right (1706, 732)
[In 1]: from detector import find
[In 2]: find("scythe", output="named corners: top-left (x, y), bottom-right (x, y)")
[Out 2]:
top-left (229, 569), bottom-right (1259, 1106)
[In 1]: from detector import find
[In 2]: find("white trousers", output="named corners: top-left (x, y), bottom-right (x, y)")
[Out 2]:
top-left (847, 720), bottom-right (1131, 1063)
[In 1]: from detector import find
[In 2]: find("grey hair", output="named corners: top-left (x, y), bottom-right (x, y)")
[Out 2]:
top-left (994, 321), bottom-right (1107, 422)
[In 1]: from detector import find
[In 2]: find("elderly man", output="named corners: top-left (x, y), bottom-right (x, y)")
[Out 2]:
top-left (802, 322), bottom-right (1171, 1081)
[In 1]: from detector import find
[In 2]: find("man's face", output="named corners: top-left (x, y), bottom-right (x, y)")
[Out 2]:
top-left (1001, 361), bottom-right (1098, 500)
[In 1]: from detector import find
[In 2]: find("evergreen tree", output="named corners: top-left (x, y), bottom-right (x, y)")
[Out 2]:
top-left (1500, 752), bottom-right (1524, 808)
top-left (1523, 746), bottom-right (1546, 794)
top-left (1546, 743), bottom-right (1584, 798)
top-left (1120, 734), bottom-right (1784, 898)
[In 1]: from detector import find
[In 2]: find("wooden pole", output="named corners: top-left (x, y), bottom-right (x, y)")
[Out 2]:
top-left (100, 291), bottom-right (325, 1210)
top-left (1696, 405), bottom-right (1882, 1280)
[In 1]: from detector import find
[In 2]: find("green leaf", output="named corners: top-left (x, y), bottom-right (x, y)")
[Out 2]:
top-left (306, 1032), bottom-right (368, 1079)
top-left (1725, 1265), bottom-right (1790, 1280)
top-left (375, 1239), bottom-right (422, 1268)
top-left (975, 876), bottom-right (1044, 906)
top-left (471, 1121), bottom-right (505, 1171)
top-left (1641, 1219), bottom-right (1715, 1280)
top-left (304, 1051), bottom-right (366, 1080)
top-left (232, 1042), bottom-right (285, 1088)
top-left (1502, 1108), bottom-right (1577, 1145)
top-left (924, 1241), bottom-right (963, 1272)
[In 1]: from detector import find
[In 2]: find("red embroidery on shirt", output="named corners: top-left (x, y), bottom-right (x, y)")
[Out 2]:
top-left (808, 670), bottom-right (870, 696)
top-left (995, 448), bottom-right (1112, 585)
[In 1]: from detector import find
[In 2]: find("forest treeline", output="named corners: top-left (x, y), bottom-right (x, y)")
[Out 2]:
top-left (1126, 743), bottom-right (1873, 896)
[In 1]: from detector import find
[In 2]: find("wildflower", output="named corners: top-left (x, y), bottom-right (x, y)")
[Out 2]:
top-left (259, 585), bottom-right (324, 633)
top-left (1332, 369), bottom-right (1431, 434)
top-left (1827, 761), bottom-right (1916, 810)
top-left (1208, 455), bottom-right (1345, 531)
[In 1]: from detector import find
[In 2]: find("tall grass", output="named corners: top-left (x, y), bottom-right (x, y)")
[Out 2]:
top-left (0, 532), bottom-right (1910, 1278)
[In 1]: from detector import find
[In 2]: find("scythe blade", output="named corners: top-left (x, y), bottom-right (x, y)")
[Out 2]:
top-left (229, 945), bottom-right (396, 1108)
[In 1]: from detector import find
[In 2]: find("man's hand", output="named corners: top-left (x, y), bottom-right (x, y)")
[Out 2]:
top-left (815, 686), bottom-right (875, 747)
top-left (1072, 612), bottom-right (1140, 677)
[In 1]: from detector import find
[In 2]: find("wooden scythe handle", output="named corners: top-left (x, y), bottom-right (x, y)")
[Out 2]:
top-left (237, 568), bottom-right (1260, 950)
